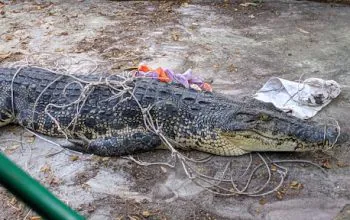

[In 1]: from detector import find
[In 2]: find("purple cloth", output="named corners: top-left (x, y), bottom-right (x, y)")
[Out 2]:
top-left (135, 68), bottom-right (205, 90)
top-left (135, 71), bottom-right (158, 79)
top-left (182, 69), bottom-right (204, 87)
top-left (164, 68), bottom-right (189, 88)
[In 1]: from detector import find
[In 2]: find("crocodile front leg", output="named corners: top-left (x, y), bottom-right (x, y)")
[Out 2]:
top-left (0, 96), bottom-right (15, 127)
top-left (63, 131), bottom-right (163, 156)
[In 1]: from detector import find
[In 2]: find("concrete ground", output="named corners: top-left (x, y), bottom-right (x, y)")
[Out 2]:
top-left (0, 0), bottom-right (350, 219)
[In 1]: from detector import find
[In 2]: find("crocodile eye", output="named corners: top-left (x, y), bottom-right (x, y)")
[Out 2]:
top-left (235, 113), bottom-right (256, 123)
top-left (259, 114), bottom-right (270, 121)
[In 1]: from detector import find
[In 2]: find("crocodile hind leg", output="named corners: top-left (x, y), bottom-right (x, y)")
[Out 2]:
top-left (63, 131), bottom-right (163, 156)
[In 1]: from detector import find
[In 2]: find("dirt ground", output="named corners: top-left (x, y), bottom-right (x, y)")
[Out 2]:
top-left (0, 0), bottom-right (350, 219)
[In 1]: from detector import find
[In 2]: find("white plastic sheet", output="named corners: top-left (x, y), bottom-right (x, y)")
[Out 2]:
top-left (254, 77), bottom-right (341, 119)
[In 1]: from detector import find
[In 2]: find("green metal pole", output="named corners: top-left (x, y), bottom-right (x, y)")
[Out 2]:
top-left (0, 152), bottom-right (85, 220)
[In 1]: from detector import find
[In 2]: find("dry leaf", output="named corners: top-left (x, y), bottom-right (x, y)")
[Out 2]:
top-left (70, 155), bottom-right (79, 161)
top-left (336, 161), bottom-right (347, 167)
top-left (290, 180), bottom-right (303, 190)
top-left (23, 132), bottom-right (35, 137)
top-left (228, 64), bottom-right (238, 72)
top-left (49, 176), bottom-right (60, 185)
top-left (271, 164), bottom-right (277, 172)
top-left (290, 181), bottom-right (299, 187)
top-left (171, 32), bottom-right (180, 41)
top-left (57, 31), bottom-right (68, 36)
top-left (0, 52), bottom-right (11, 61)
top-left (259, 198), bottom-right (267, 205)
top-left (322, 160), bottom-right (332, 169)
top-left (102, 157), bottom-right (110, 162)
top-left (40, 164), bottom-right (51, 173)
top-left (2, 34), bottom-right (13, 41)
top-left (54, 48), bottom-right (64, 52)
top-left (10, 197), bottom-right (17, 205)
top-left (182, 2), bottom-right (189, 7)
top-left (240, 2), bottom-right (258, 7)
top-left (4, 144), bottom-right (20, 154)
top-left (81, 183), bottom-right (91, 190)
top-left (160, 166), bottom-right (167, 173)
top-left (297, 28), bottom-right (310, 34)
top-left (142, 210), bottom-right (151, 217)
top-left (276, 190), bottom-right (285, 200)
top-left (26, 136), bottom-right (36, 143)
top-left (129, 215), bottom-right (140, 220)
top-left (248, 14), bottom-right (255, 19)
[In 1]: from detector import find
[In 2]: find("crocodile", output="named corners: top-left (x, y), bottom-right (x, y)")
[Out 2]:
top-left (0, 67), bottom-right (347, 156)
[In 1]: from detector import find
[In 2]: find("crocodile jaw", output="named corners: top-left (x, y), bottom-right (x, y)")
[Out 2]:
top-left (221, 130), bottom-right (324, 154)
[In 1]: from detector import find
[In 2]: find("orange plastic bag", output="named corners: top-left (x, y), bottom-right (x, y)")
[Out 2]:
top-left (138, 65), bottom-right (151, 72)
top-left (155, 67), bottom-right (171, 83)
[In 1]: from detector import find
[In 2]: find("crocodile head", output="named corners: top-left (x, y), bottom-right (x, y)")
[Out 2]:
top-left (218, 109), bottom-right (348, 155)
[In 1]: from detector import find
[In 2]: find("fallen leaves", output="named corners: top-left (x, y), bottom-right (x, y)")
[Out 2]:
top-left (117, 210), bottom-right (163, 220)
top-left (32, 2), bottom-right (53, 11)
top-left (160, 166), bottom-right (167, 173)
top-left (259, 198), bottom-right (267, 205)
top-left (274, 180), bottom-right (304, 200)
top-left (54, 48), bottom-right (64, 52)
top-left (270, 164), bottom-right (277, 172)
top-left (248, 14), bottom-right (255, 19)
top-left (56, 31), bottom-right (68, 36)
top-left (0, 2), bottom-right (4, 16)
top-left (40, 164), bottom-right (52, 174)
top-left (240, 2), bottom-right (258, 7)
top-left (4, 144), bottom-right (20, 155)
top-left (181, 2), bottom-right (189, 8)
top-left (276, 190), bottom-right (285, 200)
top-left (70, 155), bottom-right (79, 161)
top-left (290, 180), bottom-right (303, 190)
top-left (227, 64), bottom-right (238, 72)
top-left (171, 31), bottom-right (180, 41)
top-left (322, 159), bottom-right (332, 169)
top-left (23, 132), bottom-right (36, 143)
top-left (297, 28), bottom-right (310, 34)
top-left (0, 52), bottom-right (12, 61)
top-left (141, 210), bottom-right (151, 217)
top-left (2, 34), bottom-right (13, 41)
top-left (336, 161), bottom-right (349, 167)
top-left (40, 164), bottom-right (61, 186)
top-left (12, 30), bottom-right (31, 42)
top-left (6, 196), bottom-right (24, 212)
